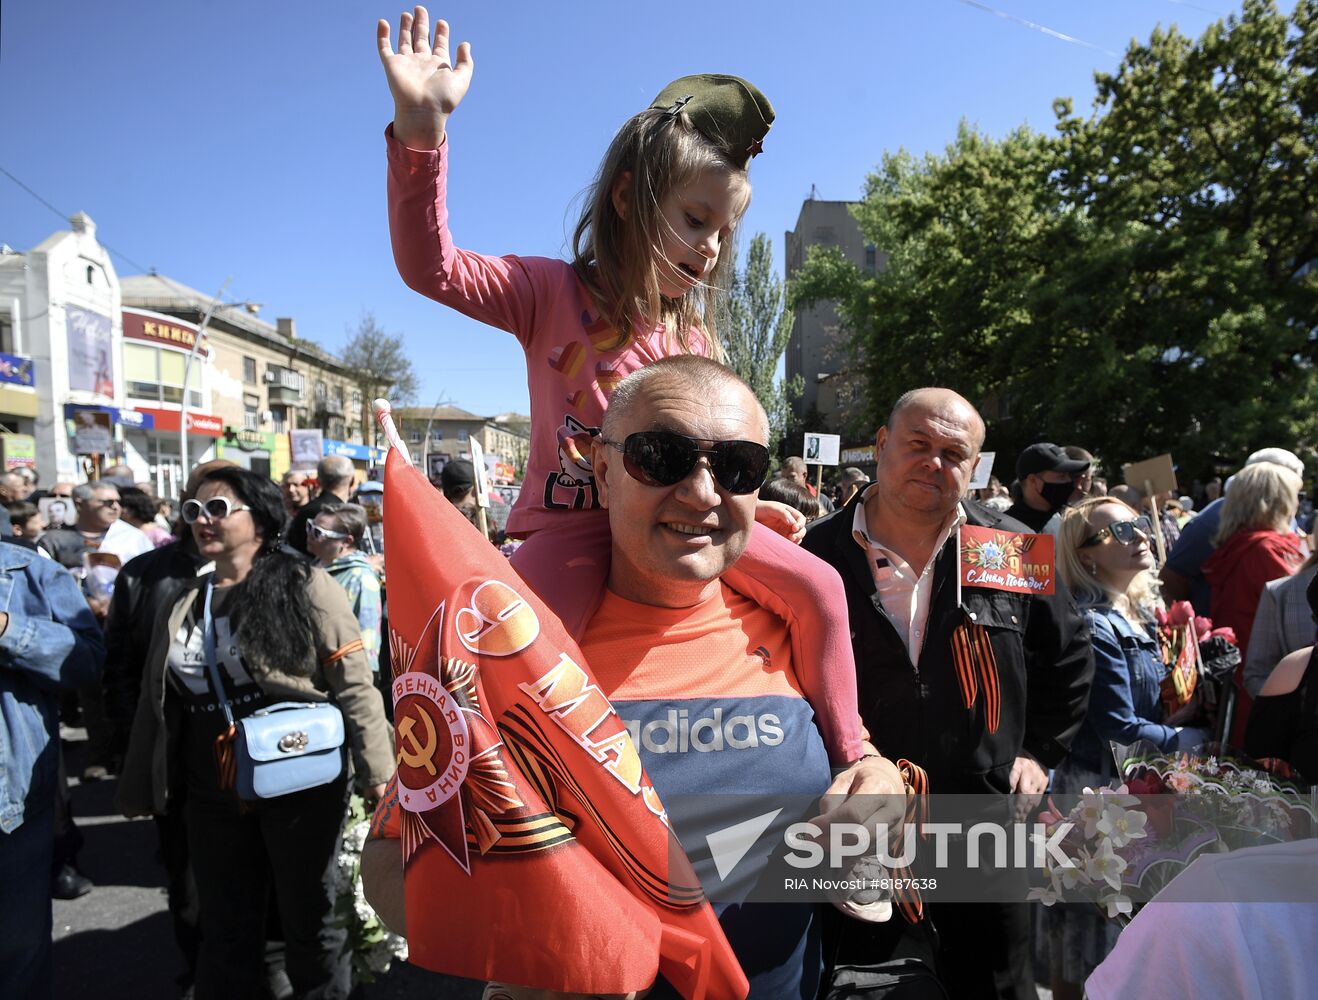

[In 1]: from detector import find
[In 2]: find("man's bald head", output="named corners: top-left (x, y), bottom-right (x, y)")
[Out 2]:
top-left (594, 356), bottom-right (768, 608)
top-left (602, 356), bottom-right (768, 445)
top-left (0, 472), bottom-right (22, 502)
top-left (317, 454), bottom-right (356, 497)
top-left (871, 387), bottom-right (985, 524)
top-left (888, 388), bottom-right (986, 452)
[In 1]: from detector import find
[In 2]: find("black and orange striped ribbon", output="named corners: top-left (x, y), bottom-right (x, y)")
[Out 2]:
top-left (213, 723), bottom-right (238, 792)
top-left (950, 625), bottom-right (979, 709)
top-left (321, 637), bottom-right (366, 666)
top-left (892, 758), bottom-right (930, 923)
top-left (951, 619), bottom-right (1001, 733)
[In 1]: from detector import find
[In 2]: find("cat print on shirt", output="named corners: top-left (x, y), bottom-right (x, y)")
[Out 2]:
top-left (543, 413), bottom-right (600, 511)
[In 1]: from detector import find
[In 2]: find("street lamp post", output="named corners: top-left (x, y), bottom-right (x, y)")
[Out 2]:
top-left (178, 281), bottom-right (232, 496)
top-left (421, 393), bottom-right (450, 475)
top-left (178, 282), bottom-right (265, 497)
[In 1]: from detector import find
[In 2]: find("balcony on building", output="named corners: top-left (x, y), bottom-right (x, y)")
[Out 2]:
top-left (264, 364), bottom-right (304, 405)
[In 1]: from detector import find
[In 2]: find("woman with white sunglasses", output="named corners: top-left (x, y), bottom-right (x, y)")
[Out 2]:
top-left (1042, 496), bottom-right (1209, 998)
top-left (116, 466), bottom-right (393, 999)
top-left (306, 502), bottom-right (383, 670)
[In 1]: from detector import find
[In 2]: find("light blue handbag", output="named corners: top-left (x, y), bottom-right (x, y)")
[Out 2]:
top-left (201, 580), bottom-right (346, 801)
top-left (233, 701), bottom-right (346, 800)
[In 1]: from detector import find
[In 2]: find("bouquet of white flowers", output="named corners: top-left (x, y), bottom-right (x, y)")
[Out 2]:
top-left (333, 794), bottom-right (409, 984)
top-left (1029, 741), bottom-right (1317, 924)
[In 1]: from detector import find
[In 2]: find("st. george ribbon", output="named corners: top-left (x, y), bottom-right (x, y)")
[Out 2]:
top-left (369, 399), bottom-right (748, 999)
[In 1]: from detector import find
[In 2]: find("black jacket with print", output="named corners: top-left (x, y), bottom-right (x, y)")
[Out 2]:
top-left (803, 495), bottom-right (1094, 794)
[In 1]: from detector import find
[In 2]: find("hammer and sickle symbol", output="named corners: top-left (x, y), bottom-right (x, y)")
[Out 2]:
top-left (396, 706), bottom-right (440, 777)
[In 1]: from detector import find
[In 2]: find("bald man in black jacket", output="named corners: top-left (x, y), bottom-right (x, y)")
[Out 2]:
top-left (804, 388), bottom-right (1093, 1000)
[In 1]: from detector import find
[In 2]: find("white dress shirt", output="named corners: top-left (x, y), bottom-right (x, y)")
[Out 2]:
top-left (851, 483), bottom-right (967, 668)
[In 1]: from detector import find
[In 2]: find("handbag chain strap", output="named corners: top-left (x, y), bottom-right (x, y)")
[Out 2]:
top-left (199, 577), bottom-right (244, 796)
top-left (199, 578), bottom-right (236, 730)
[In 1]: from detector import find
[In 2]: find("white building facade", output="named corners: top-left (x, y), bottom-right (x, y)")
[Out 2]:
top-left (0, 213), bottom-right (175, 485)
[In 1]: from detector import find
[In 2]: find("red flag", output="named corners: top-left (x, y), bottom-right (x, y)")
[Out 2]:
top-left (380, 444), bottom-right (747, 999)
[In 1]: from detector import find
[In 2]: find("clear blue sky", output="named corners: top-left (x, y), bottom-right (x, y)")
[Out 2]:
top-left (0, 0), bottom-right (1257, 417)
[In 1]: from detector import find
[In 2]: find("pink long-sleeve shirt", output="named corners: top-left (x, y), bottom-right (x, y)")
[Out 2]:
top-left (387, 126), bottom-right (864, 764)
top-left (388, 126), bottom-right (705, 537)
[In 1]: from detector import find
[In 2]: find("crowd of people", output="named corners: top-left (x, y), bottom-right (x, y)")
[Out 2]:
top-left (5, 407), bottom-right (1311, 999)
top-left (0, 456), bottom-right (398, 999)
top-left (365, 8), bottom-right (1313, 997)
top-left (2, 6), bottom-right (1314, 999)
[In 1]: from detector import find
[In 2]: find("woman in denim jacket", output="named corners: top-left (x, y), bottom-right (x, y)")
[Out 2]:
top-left (0, 542), bottom-right (105, 998)
top-left (1042, 497), bottom-right (1208, 999)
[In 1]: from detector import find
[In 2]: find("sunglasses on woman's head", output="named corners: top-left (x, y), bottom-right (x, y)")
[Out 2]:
top-left (182, 496), bottom-right (254, 524)
top-left (1081, 514), bottom-right (1153, 547)
top-left (600, 430), bottom-right (770, 495)
top-left (307, 521), bottom-right (350, 542)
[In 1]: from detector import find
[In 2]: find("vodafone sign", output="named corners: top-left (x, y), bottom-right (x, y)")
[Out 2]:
top-left (135, 407), bottom-right (224, 438)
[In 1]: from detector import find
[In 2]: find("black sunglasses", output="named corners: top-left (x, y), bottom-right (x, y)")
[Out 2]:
top-left (1081, 514), bottom-right (1153, 547)
top-left (600, 431), bottom-right (770, 495)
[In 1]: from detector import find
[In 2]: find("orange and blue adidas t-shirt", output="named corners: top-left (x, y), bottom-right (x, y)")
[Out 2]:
top-left (582, 582), bottom-right (832, 999)
top-left (582, 581), bottom-right (831, 796)
top-left (368, 582), bottom-right (832, 996)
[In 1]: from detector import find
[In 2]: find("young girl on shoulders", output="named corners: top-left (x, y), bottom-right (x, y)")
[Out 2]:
top-left (377, 6), bottom-right (864, 765)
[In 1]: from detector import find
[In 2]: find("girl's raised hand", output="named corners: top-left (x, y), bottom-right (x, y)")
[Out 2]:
top-left (377, 6), bottom-right (473, 150)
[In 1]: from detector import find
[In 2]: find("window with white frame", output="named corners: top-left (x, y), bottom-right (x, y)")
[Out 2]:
top-left (243, 393), bottom-right (261, 431)
top-left (124, 342), bottom-right (203, 407)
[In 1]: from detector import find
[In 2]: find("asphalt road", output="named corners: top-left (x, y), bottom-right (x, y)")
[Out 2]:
top-left (54, 728), bottom-right (482, 1000)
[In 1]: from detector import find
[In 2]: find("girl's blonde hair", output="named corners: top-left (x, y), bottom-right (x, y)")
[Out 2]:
top-left (1214, 461), bottom-right (1302, 545)
top-left (571, 108), bottom-right (750, 361)
top-left (1058, 496), bottom-right (1162, 620)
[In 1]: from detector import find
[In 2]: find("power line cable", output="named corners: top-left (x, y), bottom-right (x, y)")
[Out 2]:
top-left (1165, 0), bottom-right (1227, 16)
top-left (0, 163), bottom-right (155, 276)
top-left (0, 164), bottom-right (263, 315)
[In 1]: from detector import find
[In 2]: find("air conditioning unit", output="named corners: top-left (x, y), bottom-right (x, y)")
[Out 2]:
top-left (263, 370), bottom-right (277, 384)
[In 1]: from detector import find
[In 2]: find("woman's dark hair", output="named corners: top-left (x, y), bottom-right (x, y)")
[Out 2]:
top-left (118, 486), bottom-right (159, 526)
top-left (759, 477), bottom-right (822, 520)
top-left (198, 466), bottom-right (318, 675)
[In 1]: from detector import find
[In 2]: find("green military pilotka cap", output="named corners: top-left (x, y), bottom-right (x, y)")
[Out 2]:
top-left (649, 74), bottom-right (775, 169)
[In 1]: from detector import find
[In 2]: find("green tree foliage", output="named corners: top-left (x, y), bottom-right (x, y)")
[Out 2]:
top-left (793, 0), bottom-right (1317, 478)
top-left (340, 311), bottom-right (419, 443)
top-left (720, 233), bottom-right (803, 456)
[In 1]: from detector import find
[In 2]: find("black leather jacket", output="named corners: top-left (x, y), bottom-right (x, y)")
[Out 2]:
top-left (102, 537), bottom-right (205, 757)
top-left (803, 495), bottom-right (1094, 794)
